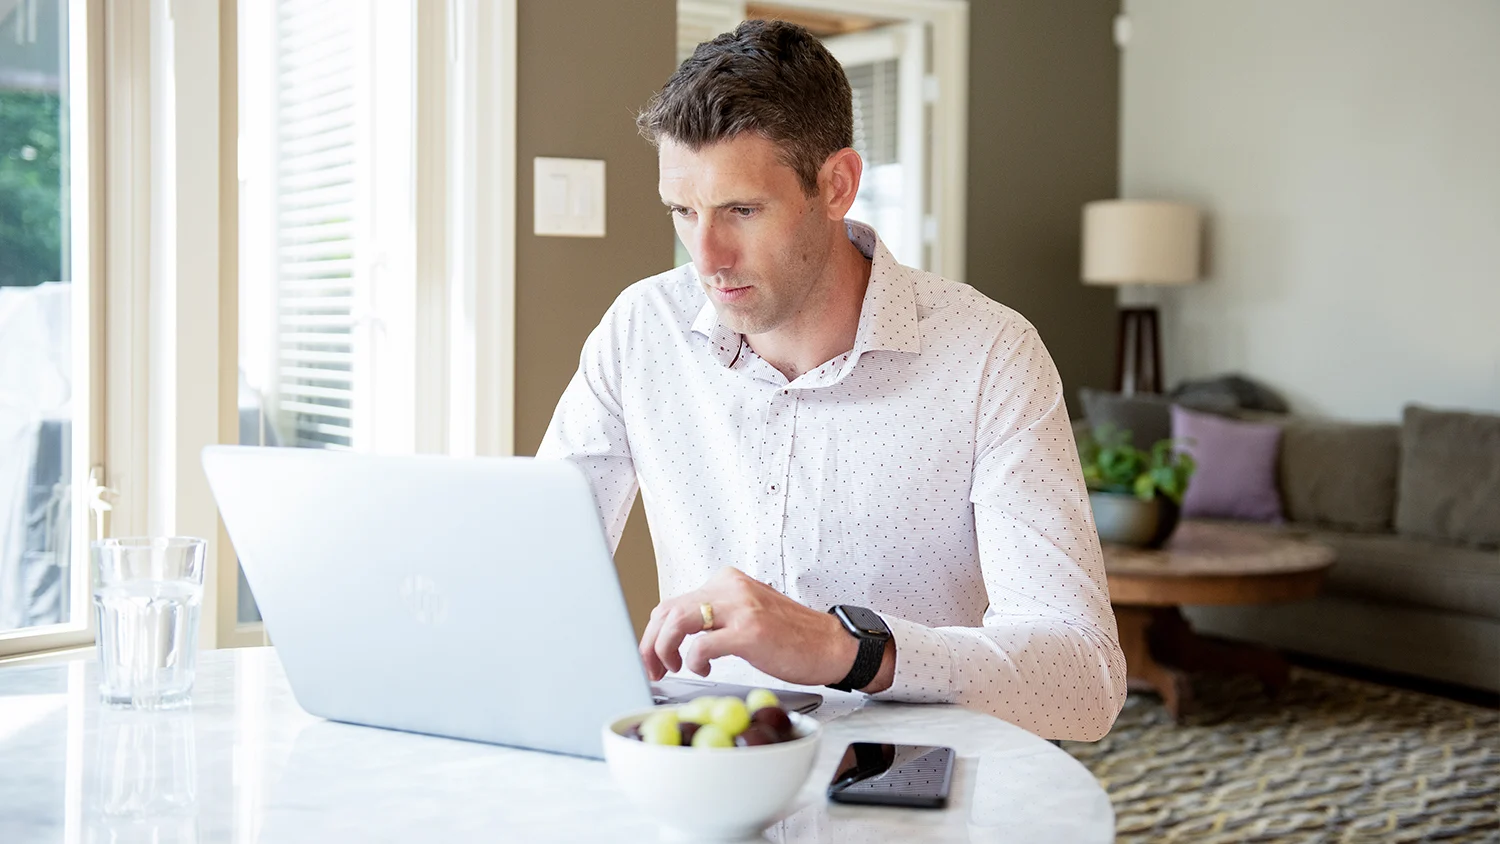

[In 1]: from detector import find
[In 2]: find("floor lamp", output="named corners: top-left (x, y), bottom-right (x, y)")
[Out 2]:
top-left (1082, 200), bottom-right (1202, 395)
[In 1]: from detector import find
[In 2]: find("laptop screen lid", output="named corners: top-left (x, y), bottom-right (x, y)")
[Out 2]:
top-left (202, 446), bottom-right (652, 759)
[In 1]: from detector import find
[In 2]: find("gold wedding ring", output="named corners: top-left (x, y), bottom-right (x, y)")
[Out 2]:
top-left (699, 602), bottom-right (715, 631)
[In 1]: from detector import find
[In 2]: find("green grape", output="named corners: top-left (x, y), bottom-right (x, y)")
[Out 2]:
top-left (745, 688), bottom-right (780, 712)
top-left (678, 697), bottom-right (716, 724)
top-left (691, 723), bottom-right (734, 748)
top-left (640, 711), bottom-right (681, 746)
top-left (710, 696), bottom-right (751, 736)
top-left (642, 710), bottom-right (679, 730)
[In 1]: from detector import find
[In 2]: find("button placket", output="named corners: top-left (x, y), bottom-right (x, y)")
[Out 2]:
top-left (754, 386), bottom-right (798, 593)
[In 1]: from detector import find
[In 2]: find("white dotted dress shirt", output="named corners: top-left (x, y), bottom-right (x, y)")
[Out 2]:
top-left (539, 221), bottom-right (1127, 741)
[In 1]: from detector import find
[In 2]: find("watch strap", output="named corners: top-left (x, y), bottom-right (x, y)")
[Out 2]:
top-left (828, 606), bottom-right (889, 692)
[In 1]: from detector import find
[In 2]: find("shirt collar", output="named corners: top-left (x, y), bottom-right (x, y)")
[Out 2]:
top-left (690, 220), bottom-right (921, 370)
top-left (848, 220), bottom-right (922, 357)
top-left (690, 293), bottom-right (744, 367)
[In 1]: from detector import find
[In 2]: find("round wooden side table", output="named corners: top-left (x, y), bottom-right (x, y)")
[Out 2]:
top-left (1101, 520), bottom-right (1336, 721)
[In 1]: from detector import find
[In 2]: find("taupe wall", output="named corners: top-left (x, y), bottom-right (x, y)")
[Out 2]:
top-left (965, 2), bottom-right (1121, 418)
top-left (1122, 0), bottom-right (1500, 421)
top-left (515, 0), bottom-right (677, 631)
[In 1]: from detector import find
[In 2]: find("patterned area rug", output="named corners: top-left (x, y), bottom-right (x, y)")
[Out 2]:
top-left (1061, 669), bottom-right (1500, 843)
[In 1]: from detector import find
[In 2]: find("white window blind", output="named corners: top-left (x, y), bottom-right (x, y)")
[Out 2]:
top-left (848, 59), bottom-right (900, 167)
top-left (272, 0), bottom-right (361, 449)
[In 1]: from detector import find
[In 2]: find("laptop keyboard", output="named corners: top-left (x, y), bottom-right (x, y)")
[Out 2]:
top-left (649, 678), bottom-right (822, 713)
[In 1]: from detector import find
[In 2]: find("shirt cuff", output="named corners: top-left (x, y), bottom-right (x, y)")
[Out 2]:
top-left (871, 613), bottom-right (958, 704)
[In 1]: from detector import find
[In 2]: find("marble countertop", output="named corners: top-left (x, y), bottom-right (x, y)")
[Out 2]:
top-left (0, 648), bottom-right (1113, 842)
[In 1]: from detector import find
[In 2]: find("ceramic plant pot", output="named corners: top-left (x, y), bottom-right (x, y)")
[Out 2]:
top-left (1089, 491), bottom-right (1181, 549)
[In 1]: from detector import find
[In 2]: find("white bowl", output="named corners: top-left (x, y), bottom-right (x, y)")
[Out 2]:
top-left (602, 706), bottom-right (821, 842)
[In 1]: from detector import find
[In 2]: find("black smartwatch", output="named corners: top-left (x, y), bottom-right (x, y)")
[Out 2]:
top-left (827, 605), bottom-right (892, 692)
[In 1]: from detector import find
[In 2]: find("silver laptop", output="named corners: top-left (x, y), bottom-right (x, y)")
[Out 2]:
top-left (201, 446), bottom-right (819, 759)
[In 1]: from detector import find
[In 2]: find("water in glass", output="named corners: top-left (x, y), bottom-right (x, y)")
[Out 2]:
top-left (94, 581), bottom-right (203, 709)
top-left (92, 537), bottom-right (206, 709)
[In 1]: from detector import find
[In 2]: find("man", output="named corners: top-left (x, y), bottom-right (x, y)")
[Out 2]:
top-left (538, 20), bottom-right (1126, 741)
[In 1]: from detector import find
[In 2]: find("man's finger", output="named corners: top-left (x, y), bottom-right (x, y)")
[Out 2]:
top-left (683, 628), bottom-right (738, 677)
top-left (638, 601), bottom-right (676, 681)
top-left (654, 601), bottom-right (712, 676)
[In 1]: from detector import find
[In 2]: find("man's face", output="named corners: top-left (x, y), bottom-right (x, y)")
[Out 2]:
top-left (659, 134), bottom-right (833, 337)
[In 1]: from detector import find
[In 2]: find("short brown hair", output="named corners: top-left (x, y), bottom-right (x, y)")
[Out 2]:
top-left (637, 19), bottom-right (853, 195)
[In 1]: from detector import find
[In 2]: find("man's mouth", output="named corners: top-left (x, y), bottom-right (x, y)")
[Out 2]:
top-left (709, 285), bottom-right (752, 303)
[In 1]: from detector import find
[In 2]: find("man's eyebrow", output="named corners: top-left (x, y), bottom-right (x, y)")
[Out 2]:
top-left (660, 198), bottom-right (769, 208)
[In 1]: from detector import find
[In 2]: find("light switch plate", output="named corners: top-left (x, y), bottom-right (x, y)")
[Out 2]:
top-left (534, 157), bottom-right (606, 237)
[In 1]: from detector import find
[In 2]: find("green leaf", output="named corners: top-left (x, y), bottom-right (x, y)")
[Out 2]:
top-left (1077, 428), bottom-right (1198, 505)
top-left (0, 90), bottom-right (65, 287)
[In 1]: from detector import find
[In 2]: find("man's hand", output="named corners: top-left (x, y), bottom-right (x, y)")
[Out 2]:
top-left (639, 567), bottom-right (891, 690)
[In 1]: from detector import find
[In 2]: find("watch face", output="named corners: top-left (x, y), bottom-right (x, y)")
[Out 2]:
top-left (838, 605), bottom-right (889, 638)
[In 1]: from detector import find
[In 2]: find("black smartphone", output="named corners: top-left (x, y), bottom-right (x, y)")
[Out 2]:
top-left (826, 743), bottom-right (955, 809)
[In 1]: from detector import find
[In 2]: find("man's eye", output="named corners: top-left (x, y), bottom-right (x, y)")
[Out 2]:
top-left (669, 206), bottom-right (693, 218)
top-left (731, 207), bottom-right (756, 218)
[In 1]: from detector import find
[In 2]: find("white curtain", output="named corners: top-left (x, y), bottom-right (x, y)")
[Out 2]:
top-left (0, 282), bottom-right (71, 630)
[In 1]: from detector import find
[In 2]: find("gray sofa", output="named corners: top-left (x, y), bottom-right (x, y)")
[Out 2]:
top-left (1083, 400), bottom-right (1500, 693)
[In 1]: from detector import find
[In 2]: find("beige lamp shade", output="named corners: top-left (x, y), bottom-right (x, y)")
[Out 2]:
top-left (1082, 200), bottom-right (1202, 285)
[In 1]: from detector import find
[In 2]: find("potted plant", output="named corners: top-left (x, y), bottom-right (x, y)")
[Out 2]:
top-left (1077, 426), bottom-right (1196, 548)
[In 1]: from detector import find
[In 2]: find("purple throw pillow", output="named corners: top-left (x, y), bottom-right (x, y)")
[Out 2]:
top-left (1172, 405), bottom-right (1284, 522)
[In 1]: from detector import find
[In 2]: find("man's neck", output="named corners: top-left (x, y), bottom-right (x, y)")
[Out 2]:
top-left (747, 237), bottom-right (872, 382)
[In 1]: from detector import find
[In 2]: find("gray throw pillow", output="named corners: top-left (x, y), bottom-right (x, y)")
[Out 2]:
top-left (1279, 419), bottom-right (1400, 532)
top-left (1171, 373), bottom-right (1290, 414)
top-left (1394, 405), bottom-right (1500, 548)
top-left (1079, 387), bottom-right (1237, 451)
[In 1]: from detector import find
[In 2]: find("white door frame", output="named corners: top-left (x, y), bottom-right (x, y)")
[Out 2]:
top-left (444, 0), bottom-right (517, 459)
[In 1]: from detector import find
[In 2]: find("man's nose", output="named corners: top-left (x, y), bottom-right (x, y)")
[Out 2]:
top-left (692, 220), bottom-right (735, 280)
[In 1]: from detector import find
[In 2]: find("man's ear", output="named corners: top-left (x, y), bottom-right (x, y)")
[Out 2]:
top-left (817, 148), bottom-right (864, 221)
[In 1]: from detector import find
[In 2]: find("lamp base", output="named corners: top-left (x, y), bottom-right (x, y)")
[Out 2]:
top-left (1115, 307), bottom-right (1163, 395)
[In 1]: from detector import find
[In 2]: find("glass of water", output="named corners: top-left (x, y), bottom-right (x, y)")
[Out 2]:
top-left (92, 537), bottom-right (207, 709)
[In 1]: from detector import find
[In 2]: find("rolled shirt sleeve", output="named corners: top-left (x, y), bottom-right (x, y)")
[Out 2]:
top-left (870, 326), bottom-right (1128, 742)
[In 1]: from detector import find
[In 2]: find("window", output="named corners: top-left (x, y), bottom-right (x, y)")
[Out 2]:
top-left (239, 0), bottom-right (417, 456)
top-left (226, 0), bottom-right (514, 629)
top-left (236, 0), bottom-right (418, 623)
top-left (0, 0), bottom-right (98, 656)
top-left (2, 0), bottom-right (515, 657)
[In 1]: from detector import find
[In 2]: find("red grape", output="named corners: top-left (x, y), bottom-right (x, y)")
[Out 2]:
top-left (750, 706), bottom-right (794, 741)
top-left (734, 725), bottom-right (777, 747)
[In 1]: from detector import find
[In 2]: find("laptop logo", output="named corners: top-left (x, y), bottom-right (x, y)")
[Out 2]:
top-left (399, 575), bottom-right (448, 625)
